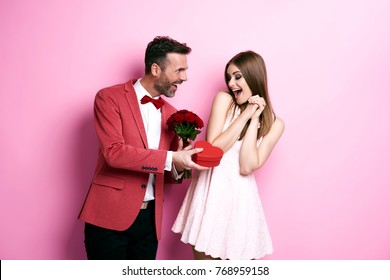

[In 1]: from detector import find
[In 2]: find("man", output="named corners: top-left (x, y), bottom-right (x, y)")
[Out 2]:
top-left (78, 36), bottom-right (207, 260)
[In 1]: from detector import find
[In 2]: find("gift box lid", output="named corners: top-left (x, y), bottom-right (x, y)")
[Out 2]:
top-left (192, 140), bottom-right (224, 167)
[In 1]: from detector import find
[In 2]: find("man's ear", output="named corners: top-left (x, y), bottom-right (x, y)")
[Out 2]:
top-left (151, 63), bottom-right (160, 76)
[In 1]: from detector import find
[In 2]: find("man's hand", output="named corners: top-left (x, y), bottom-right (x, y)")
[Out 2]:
top-left (172, 144), bottom-right (209, 172)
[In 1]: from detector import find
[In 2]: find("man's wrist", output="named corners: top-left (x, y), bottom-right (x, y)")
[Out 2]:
top-left (171, 164), bottom-right (184, 180)
top-left (164, 151), bottom-right (173, 171)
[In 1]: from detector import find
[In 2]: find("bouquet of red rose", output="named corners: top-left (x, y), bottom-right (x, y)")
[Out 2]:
top-left (166, 109), bottom-right (204, 178)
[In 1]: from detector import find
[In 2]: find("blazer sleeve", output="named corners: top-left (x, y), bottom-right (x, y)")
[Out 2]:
top-left (164, 133), bottom-right (184, 184)
top-left (94, 88), bottom-right (167, 174)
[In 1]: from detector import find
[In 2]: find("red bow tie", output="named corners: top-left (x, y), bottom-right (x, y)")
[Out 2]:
top-left (140, 95), bottom-right (165, 109)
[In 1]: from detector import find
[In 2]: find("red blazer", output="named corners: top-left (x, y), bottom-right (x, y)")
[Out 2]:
top-left (79, 79), bottom-right (179, 240)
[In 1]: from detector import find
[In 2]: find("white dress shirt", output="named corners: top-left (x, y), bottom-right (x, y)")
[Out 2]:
top-left (133, 79), bottom-right (173, 201)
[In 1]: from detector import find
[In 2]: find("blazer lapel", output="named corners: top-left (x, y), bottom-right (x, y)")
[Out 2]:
top-left (159, 105), bottom-right (169, 149)
top-left (124, 80), bottom-right (148, 148)
top-left (159, 102), bottom-right (176, 150)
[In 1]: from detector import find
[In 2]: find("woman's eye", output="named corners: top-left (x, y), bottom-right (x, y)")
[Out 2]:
top-left (235, 75), bottom-right (242, 80)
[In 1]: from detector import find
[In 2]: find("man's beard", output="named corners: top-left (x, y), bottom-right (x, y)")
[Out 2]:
top-left (154, 73), bottom-right (178, 98)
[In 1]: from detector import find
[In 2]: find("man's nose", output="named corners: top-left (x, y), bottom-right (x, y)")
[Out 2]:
top-left (180, 71), bottom-right (188, 81)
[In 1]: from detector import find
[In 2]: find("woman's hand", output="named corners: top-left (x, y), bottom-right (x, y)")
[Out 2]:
top-left (243, 102), bottom-right (260, 120)
top-left (248, 95), bottom-right (266, 119)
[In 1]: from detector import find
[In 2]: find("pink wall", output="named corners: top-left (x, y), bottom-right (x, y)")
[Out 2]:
top-left (1, 0), bottom-right (389, 260)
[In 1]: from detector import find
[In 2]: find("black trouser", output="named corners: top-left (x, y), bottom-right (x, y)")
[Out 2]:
top-left (84, 201), bottom-right (158, 260)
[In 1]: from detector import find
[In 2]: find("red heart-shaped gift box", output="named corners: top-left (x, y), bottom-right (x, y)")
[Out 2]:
top-left (192, 140), bottom-right (224, 167)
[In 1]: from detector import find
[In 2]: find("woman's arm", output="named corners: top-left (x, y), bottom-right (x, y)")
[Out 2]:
top-left (239, 114), bottom-right (284, 175)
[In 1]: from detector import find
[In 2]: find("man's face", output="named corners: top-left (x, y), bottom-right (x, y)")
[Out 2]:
top-left (154, 53), bottom-right (188, 98)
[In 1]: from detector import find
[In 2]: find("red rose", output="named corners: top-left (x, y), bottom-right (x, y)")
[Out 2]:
top-left (173, 113), bottom-right (184, 123)
top-left (184, 112), bottom-right (196, 123)
top-left (195, 116), bottom-right (204, 128)
top-left (165, 109), bottom-right (204, 179)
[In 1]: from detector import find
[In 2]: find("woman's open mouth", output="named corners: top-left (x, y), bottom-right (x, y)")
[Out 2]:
top-left (233, 89), bottom-right (242, 99)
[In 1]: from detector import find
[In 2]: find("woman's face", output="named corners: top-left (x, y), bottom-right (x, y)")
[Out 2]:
top-left (226, 63), bottom-right (252, 105)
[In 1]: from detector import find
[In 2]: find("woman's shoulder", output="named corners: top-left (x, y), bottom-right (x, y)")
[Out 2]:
top-left (274, 116), bottom-right (284, 125)
top-left (271, 116), bottom-right (285, 135)
top-left (211, 91), bottom-right (234, 113)
top-left (215, 90), bottom-right (232, 100)
top-left (213, 91), bottom-right (233, 107)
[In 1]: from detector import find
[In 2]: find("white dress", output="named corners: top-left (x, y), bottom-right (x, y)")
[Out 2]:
top-left (172, 109), bottom-right (273, 260)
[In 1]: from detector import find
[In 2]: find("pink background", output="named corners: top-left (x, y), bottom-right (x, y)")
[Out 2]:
top-left (1, 0), bottom-right (389, 260)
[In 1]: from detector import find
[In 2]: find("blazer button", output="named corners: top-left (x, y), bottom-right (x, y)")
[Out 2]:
top-left (141, 184), bottom-right (146, 189)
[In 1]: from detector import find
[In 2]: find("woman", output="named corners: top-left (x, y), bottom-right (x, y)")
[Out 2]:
top-left (172, 51), bottom-right (284, 260)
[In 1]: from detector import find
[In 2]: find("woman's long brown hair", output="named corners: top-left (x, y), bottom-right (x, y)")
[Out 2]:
top-left (224, 51), bottom-right (275, 140)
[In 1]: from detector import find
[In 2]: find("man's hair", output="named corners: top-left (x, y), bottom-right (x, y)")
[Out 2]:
top-left (144, 36), bottom-right (191, 74)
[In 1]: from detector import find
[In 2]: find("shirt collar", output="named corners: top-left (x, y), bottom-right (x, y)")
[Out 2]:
top-left (134, 79), bottom-right (150, 102)
top-left (134, 79), bottom-right (161, 103)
